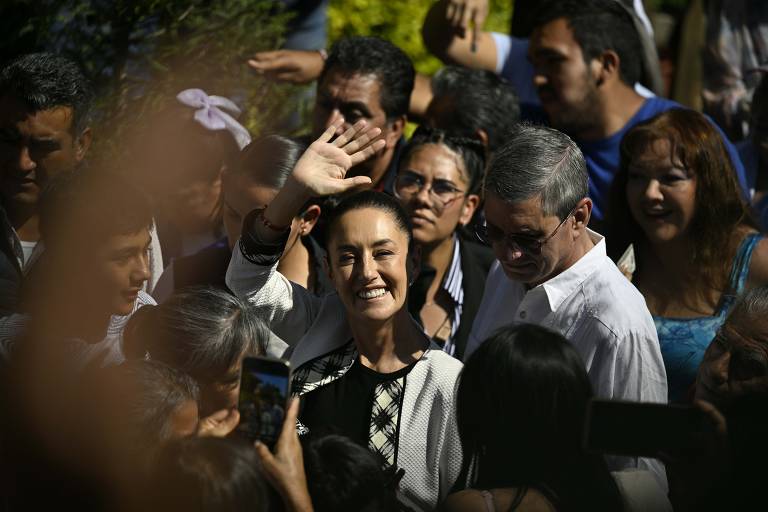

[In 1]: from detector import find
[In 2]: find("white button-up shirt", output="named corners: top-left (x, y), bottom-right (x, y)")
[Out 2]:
top-left (466, 231), bottom-right (669, 487)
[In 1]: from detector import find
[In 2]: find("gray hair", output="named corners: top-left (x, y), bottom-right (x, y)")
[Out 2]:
top-left (484, 124), bottom-right (588, 219)
top-left (723, 286), bottom-right (768, 380)
top-left (125, 286), bottom-right (268, 376)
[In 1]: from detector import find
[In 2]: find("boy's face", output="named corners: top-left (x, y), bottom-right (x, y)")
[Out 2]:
top-left (89, 228), bottom-right (152, 316)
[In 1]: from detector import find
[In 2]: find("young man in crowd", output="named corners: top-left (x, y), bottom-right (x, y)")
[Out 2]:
top-left (311, 36), bottom-right (414, 193)
top-left (0, 52), bottom-right (93, 314)
top-left (423, 0), bottom-right (749, 223)
top-left (465, 124), bottom-right (668, 487)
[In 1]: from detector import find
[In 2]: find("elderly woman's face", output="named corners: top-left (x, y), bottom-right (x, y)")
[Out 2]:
top-left (327, 207), bottom-right (411, 324)
top-left (626, 138), bottom-right (697, 244)
top-left (696, 320), bottom-right (768, 406)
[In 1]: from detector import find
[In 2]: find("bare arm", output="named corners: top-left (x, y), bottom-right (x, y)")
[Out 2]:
top-left (422, 0), bottom-right (497, 71)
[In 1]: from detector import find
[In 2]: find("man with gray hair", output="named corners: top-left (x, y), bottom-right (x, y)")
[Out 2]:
top-left (465, 124), bottom-right (668, 485)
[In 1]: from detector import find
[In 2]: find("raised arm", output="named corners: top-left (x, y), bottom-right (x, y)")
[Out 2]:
top-left (422, 0), bottom-right (498, 71)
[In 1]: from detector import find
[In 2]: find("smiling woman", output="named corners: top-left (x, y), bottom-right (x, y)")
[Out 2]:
top-left (226, 118), bottom-right (464, 512)
top-left (608, 108), bottom-right (768, 402)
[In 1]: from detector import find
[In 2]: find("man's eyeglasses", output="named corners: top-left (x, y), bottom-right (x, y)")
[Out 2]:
top-left (475, 205), bottom-right (578, 253)
top-left (394, 171), bottom-right (465, 213)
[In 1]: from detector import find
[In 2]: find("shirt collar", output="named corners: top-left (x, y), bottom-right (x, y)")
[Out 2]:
top-left (442, 235), bottom-right (464, 307)
top-left (539, 229), bottom-right (606, 313)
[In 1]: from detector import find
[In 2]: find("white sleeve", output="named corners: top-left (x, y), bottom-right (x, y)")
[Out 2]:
top-left (225, 240), bottom-right (322, 345)
top-left (490, 32), bottom-right (512, 74)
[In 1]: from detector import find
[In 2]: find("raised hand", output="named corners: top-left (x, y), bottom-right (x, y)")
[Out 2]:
top-left (248, 50), bottom-right (324, 84)
top-left (289, 117), bottom-right (386, 197)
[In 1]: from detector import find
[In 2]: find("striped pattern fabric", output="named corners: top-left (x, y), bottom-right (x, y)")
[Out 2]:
top-left (441, 237), bottom-right (464, 357)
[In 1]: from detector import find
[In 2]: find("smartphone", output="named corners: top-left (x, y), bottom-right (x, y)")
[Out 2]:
top-left (584, 399), bottom-right (706, 458)
top-left (237, 356), bottom-right (291, 447)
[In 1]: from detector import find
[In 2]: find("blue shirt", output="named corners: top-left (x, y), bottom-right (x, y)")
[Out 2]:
top-left (577, 97), bottom-right (750, 220)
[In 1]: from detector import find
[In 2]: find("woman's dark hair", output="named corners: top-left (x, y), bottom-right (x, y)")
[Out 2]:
top-left (105, 360), bottom-right (199, 465)
top-left (234, 135), bottom-right (307, 189)
top-left (324, 190), bottom-right (413, 249)
top-left (457, 324), bottom-right (622, 510)
top-left (124, 286), bottom-right (268, 377)
top-left (303, 435), bottom-right (399, 512)
top-left (146, 437), bottom-right (271, 512)
top-left (608, 108), bottom-right (757, 293)
top-left (399, 126), bottom-right (487, 195)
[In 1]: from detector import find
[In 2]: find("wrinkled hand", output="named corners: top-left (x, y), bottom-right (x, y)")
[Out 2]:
top-left (290, 117), bottom-right (386, 197)
top-left (197, 408), bottom-right (240, 438)
top-left (445, 0), bottom-right (488, 44)
top-left (248, 50), bottom-right (324, 84)
top-left (255, 399), bottom-right (313, 512)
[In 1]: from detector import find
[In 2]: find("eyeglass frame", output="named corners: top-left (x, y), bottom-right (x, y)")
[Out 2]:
top-left (475, 203), bottom-right (581, 253)
top-left (393, 170), bottom-right (467, 212)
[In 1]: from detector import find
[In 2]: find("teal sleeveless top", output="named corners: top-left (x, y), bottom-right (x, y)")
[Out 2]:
top-left (654, 233), bottom-right (762, 402)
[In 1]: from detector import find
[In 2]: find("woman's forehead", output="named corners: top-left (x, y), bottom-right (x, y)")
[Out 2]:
top-left (330, 207), bottom-right (409, 247)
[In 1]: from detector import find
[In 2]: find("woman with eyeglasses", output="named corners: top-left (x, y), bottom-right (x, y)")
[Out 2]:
top-left (608, 108), bottom-right (768, 402)
top-left (394, 127), bottom-right (494, 358)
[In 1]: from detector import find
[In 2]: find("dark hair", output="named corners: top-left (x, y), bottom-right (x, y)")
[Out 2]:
top-left (0, 52), bottom-right (93, 134)
top-left (234, 135), bottom-right (306, 189)
top-left (146, 437), bottom-right (270, 512)
top-left (533, 0), bottom-right (643, 86)
top-left (458, 324), bottom-right (622, 510)
top-left (303, 435), bottom-right (399, 512)
top-left (324, 190), bottom-right (413, 249)
top-left (319, 36), bottom-right (415, 120)
top-left (485, 123), bottom-right (587, 219)
top-left (107, 360), bottom-right (199, 461)
top-left (429, 66), bottom-right (520, 152)
top-left (38, 167), bottom-right (153, 251)
top-left (609, 108), bottom-right (756, 293)
top-left (400, 126), bottom-right (486, 195)
top-left (124, 286), bottom-right (268, 377)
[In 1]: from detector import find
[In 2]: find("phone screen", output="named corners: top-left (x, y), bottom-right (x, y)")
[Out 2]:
top-left (237, 356), bottom-right (291, 446)
top-left (584, 399), bottom-right (705, 458)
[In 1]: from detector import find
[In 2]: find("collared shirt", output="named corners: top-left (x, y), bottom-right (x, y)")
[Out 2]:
top-left (408, 236), bottom-right (464, 356)
top-left (465, 231), bottom-right (668, 488)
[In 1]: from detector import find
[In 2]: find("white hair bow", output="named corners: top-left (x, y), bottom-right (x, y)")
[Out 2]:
top-left (176, 88), bottom-right (252, 150)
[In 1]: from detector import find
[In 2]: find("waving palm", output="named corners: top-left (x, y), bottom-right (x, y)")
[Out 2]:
top-left (291, 118), bottom-right (386, 197)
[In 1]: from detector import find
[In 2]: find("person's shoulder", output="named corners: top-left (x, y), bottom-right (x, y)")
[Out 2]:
top-left (746, 234), bottom-right (768, 287)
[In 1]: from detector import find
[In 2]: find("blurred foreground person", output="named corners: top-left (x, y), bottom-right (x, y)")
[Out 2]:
top-left (444, 324), bottom-right (671, 512)
top-left (609, 108), bottom-right (768, 402)
top-left (226, 119), bottom-right (463, 510)
top-left (0, 52), bottom-right (93, 314)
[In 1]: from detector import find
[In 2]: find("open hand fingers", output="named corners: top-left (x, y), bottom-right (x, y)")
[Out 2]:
top-left (332, 119), bottom-right (369, 148)
top-left (317, 117), bottom-right (346, 144)
top-left (350, 138), bottom-right (386, 167)
top-left (341, 125), bottom-right (382, 155)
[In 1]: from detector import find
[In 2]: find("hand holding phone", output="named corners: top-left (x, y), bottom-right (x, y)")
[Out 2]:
top-left (237, 356), bottom-right (292, 448)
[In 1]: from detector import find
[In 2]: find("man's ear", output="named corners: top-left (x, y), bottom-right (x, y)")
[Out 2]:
top-left (474, 128), bottom-right (489, 149)
top-left (74, 127), bottom-right (92, 162)
top-left (572, 197), bottom-right (592, 232)
top-left (595, 50), bottom-right (620, 87)
top-left (458, 194), bottom-right (480, 226)
top-left (386, 115), bottom-right (407, 148)
top-left (298, 205), bottom-right (321, 236)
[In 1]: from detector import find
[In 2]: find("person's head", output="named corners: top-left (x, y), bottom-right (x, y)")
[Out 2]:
top-left (0, 52), bottom-right (93, 213)
top-left (750, 72), bottom-right (768, 165)
top-left (323, 191), bottom-right (415, 325)
top-left (528, 0), bottom-right (642, 136)
top-left (314, 37), bottom-right (415, 186)
top-left (102, 360), bottom-right (200, 468)
top-left (696, 286), bottom-right (768, 409)
top-left (303, 434), bottom-right (399, 512)
top-left (124, 286), bottom-right (268, 415)
top-left (35, 168), bottom-right (152, 316)
top-left (135, 95), bottom-right (242, 236)
top-left (146, 437), bottom-right (270, 512)
top-left (394, 127), bottom-right (484, 248)
top-left (426, 66), bottom-right (520, 152)
top-left (222, 135), bottom-right (320, 250)
top-left (482, 124), bottom-right (591, 287)
top-left (612, 108), bottom-right (754, 291)
top-left (458, 324), bottom-right (620, 508)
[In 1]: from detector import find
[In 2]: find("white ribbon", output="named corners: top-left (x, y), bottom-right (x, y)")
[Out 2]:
top-left (176, 88), bottom-right (252, 150)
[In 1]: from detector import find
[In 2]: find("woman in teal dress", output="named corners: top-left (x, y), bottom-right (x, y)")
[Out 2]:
top-left (609, 108), bottom-right (768, 402)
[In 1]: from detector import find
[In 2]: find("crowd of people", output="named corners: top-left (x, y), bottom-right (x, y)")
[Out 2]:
top-left (1, 0), bottom-right (768, 511)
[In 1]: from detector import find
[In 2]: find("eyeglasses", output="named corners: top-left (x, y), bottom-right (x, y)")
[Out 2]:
top-left (475, 205), bottom-right (578, 253)
top-left (394, 171), bottom-right (465, 213)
